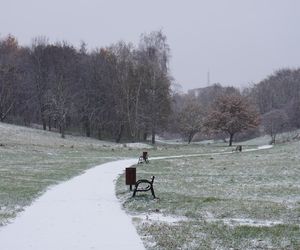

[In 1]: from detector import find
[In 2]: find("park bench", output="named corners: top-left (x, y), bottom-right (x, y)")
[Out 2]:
top-left (138, 151), bottom-right (149, 164)
top-left (132, 176), bottom-right (156, 198)
top-left (233, 145), bottom-right (242, 152)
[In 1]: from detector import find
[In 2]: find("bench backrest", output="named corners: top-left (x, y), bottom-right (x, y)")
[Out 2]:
top-left (150, 176), bottom-right (155, 184)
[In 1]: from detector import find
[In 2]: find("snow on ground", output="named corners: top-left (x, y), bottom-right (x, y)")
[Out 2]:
top-left (149, 145), bottom-right (273, 161)
top-left (155, 138), bottom-right (184, 145)
top-left (133, 213), bottom-right (188, 224)
top-left (204, 211), bottom-right (284, 227)
top-left (0, 122), bottom-right (117, 150)
top-left (258, 145), bottom-right (273, 150)
top-left (122, 143), bottom-right (153, 149)
top-left (155, 138), bottom-right (217, 145)
top-left (0, 122), bottom-right (152, 150)
top-left (0, 159), bottom-right (145, 250)
top-left (220, 218), bottom-right (284, 227)
top-left (0, 144), bottom-right (274, 250)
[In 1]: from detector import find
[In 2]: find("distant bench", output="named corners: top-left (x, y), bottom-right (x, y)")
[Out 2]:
top-left (138, 151), bottom-right (149, 164)
top-left (233, 145), bottom-right (242, 152)
top-left (132, 176), bottom-right (156, 198)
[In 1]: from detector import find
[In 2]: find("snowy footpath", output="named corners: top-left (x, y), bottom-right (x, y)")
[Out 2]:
top-left (0, 159), bottom-right (145, 250)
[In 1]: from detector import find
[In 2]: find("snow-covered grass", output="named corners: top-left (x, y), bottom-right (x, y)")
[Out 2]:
top-left (116, 142), bottom-right (300, 249)
top-left (2, 121), bottom-right (300, 249)
top-left (0, 122), bottom-right (151, 226)
top-left (0, 121), bottom-right (236, 227)
top-left (243, 129), bottom-right (300, 146)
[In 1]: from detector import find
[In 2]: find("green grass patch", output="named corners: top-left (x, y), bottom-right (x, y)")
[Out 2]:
top-left (0, 122), bottom-right (147, 225)
top-left (116, 141), bottom-right (300, 249)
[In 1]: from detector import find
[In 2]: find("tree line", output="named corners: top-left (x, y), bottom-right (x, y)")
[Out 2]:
top-left (0, 31), bottom-right (171, 143)
top-left (249, 69), bottom-right (300, 143)
top-left (1, 32), bottom-right (299, 145)
top-left (169, 68), bottom-right (300, 145)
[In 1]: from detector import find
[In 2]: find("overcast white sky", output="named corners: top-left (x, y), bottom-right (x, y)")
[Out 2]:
top-left (1, 0), bottom-right (299, 91)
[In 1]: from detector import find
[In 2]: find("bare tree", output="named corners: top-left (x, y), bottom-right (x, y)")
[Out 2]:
top-left (0, 35), bottom-right (19, 122)
top-left (204, 93), bottom-right (260, 146)
top-left (29, 37), bottom-right (52, 130)
top-left (262, 109), bottom-right (289, 144)
top-left (251, 68), bottom-right (300, 115)
top-left (109, 42), bottom-right (136, 142)
top-left (47, 43), bottom-right (77, 138)
top-left (178, 99), bottom-right (204, 143)
top-left (73, 42), bottom-right (96, 137)
top-left (92, 48), bottom-right (118, 140)
top-left (0, 66), bottom-right (17, 121)
top-left (139, 30), bottom-right (172, 144)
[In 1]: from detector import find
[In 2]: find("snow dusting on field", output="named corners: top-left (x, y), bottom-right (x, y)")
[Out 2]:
top-left (123, 143), bottom-right (153, 149)
top-left (133, 213), bottom-right (188, 224)
top-left (258, 145), bottom-right (273, 150)
top-left (1, 122), bottom-right (299, 250)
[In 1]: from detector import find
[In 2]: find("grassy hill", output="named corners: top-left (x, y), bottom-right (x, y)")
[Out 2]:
top-left (0, 122), bottom-right (149, 226)
top-left (1, 122), bottom-right (299, 249)
top-left (117, 138), bottom-right (300, 249)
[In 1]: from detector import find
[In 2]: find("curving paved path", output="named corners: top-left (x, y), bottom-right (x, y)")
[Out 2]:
top-left (0, 159), bottom-right (145, 250)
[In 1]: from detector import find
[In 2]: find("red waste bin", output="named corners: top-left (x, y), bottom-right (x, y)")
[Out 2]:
top-left (125, 167), bottom-right (136, 191)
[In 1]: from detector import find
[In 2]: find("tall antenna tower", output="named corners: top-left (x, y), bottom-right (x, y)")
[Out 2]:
top-left (207, 71), bottom-right (210, 86)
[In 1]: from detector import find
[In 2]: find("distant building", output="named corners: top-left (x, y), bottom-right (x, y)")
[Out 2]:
top-left (187, 87), bottom-right (204, 98)
top-left (187, 84), bottom-right (220, 98)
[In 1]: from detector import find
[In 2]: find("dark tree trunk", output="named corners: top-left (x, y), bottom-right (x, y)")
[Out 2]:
top-left (60, 117), bottom-right (66, 138)
top-left (85, 119), bottom-right (91, 137)
top-left (143, 132), bottom-right (148, 141)
top-left (271, 134), bottom-right (276, 144)
top-left (151, 127), bottom-right (156, 144)
top-left (42, 117), bottom-right (47, 130)
top-left (48, 116), bottom-right (52, 131)
top-left (61, 122), bottom-right (65, 138)
top-left (229, 133), bottom-right (234, 146)
top-left (116, 124), bottom-right (124, 143)
top-left (97, 128), bottom-right (102, 140)
top-left (188, 132), bottom-right (194, 144)
top-left (41, 106), bottom-right (47, 130)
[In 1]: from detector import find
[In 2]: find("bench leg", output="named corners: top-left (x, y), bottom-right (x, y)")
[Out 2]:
top-left (132, 188), bottom-right (137, 197)
top-left (151, 186), bottom-right (156, 198)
